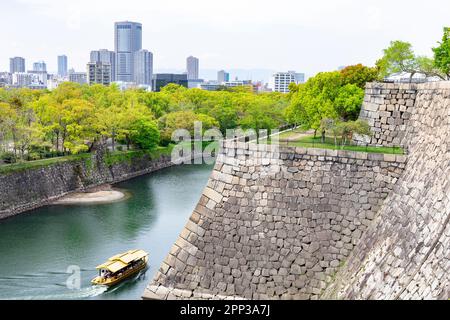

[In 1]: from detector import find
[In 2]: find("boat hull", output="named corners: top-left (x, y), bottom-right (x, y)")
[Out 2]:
top-left (91, 257), bottom-right (148, 287)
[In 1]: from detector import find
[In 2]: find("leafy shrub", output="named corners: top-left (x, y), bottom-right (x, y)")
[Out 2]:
top-left (1, 152), bottom-right (17, 164)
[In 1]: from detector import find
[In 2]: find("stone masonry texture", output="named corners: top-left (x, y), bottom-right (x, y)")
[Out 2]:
top-left (144, 144), bottom-right (405, 300)
top-left (144, 81), bottom-right (449, 300)
top-left (354, 82), bottom-right (417, 147)
top-left (323, 82), bottom-right (450, 299)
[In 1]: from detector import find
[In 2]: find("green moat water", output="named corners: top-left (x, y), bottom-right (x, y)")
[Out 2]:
top-left (0, 164), bottom-right (213, 300)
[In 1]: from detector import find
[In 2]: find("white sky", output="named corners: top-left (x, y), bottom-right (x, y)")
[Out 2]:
top-left (1, 0), bottom-right (449, 79)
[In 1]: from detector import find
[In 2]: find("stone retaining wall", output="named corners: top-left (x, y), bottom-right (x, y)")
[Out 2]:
top-left (144, 143), bottom-right (406, 300)
top-left (323, 81), bottom-right (450, 300)
top-left (0, 151), bottom-right (174, 220)
top-left (354, 82), bottom-right (417, 147)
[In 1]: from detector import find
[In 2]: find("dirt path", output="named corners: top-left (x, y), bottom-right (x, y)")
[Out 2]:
top-left (279, 129), bottom-right (315, 142)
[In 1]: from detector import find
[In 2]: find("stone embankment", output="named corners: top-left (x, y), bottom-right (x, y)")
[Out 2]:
top-left (0, 151), bottom-right (173, 220)
top-left (144, 144), bottom-right (406, 299)
top-left (323, 82), bottom-right (450, 299)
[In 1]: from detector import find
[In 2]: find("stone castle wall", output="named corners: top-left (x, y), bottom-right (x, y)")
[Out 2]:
top-left (323, 81), bottom-right (450, 299)
top-left (144, 144), bottom-right (406, 300)
top-left (354, 82), bottom-right (417, 147)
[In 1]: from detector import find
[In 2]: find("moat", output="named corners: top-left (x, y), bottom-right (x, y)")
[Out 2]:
top-left (0, 164), bottom-right (213, 300)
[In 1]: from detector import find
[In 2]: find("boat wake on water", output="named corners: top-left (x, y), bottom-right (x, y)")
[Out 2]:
top-left (0, 270), bottom-right (108, 300)
top-left (5, 285), bottom-right (109, 300)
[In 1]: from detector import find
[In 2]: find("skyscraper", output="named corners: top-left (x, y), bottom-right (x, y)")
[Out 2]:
top-left (134, 50), bottom-right (153, 86)
top-left (58, 55), bottom-right (68, 77)
top-left (114, 21), bottom-right (142, 82)
top-left (90, 49), bottom-right (116, 82)
top-left (10, 57), bottom-right (25, 73)
top-left (87, 62), bottom-right (111, 86)
top-left (33, 61), bottom-right (47, 72)
top-left (186, 56), bottom-right (199, 80)
top-left (217, 70), bottom-right (230, 83)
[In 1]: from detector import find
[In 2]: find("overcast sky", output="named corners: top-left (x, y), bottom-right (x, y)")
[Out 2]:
top-left (1, 0), bottom-right (449, 80)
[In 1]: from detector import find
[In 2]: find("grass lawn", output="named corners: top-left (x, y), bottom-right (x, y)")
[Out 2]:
top-left (0, 153), bottom-right (93, 175)
top-left (275, 135), bottom-right (404, 155)
top-left (0, 142), bottom-right (219, 175)
top-left (277, 129), bottom-right (309, 140)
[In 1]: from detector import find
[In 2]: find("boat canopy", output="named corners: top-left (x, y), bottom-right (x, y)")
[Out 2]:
top-left (96, 249), bottom-right (148, 273)
top-left (96, 260), bottom-right (128, 273)
top-left (110, 249), bottom-right (148, 264)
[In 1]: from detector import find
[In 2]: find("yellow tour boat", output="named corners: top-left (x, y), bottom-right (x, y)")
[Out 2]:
top-left (91, 249), bottom-right (149, 286)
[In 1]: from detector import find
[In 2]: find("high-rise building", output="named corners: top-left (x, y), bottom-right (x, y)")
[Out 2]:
top-left (87, 62), bottom-right (111, 86)
top-left (57, 55), bottom-right (68, 77)
top-left (217, 70), bottom-right (230, 83)
top-left (10, 57), bottom-right (25, 73)
top-left (69, 71), bottom-right (87, 85)
top-left (114, 21), bottom-right (142, 82)
top-left (186, 56), bottom-right (199, 80)
top-left (134, 50), bottom-right (153, 86)
top-left (90, 49), bottom-right (116, 82)
top-left (33, 61), bottom-right (47, 72)
top-left (271, 71), bottom-right (305, 93)
top-left (12, 73), bottom-right (32, 87)
top-left (152, 73), bottom-right (188, 92)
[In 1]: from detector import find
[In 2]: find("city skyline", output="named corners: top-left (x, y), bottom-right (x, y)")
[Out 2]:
top-left (2, 0), bottom-right (449, 79)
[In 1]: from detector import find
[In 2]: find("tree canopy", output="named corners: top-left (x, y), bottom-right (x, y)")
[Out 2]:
top-left (433, 27), bottom-right (450, 79)
top-left (0, 83), bottom-right (290, 161)
top-left (286, 70), bottom-right (366, 135)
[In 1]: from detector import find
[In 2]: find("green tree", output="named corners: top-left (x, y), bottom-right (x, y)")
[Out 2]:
top-left (288, 72), bottom-right (341, 137)
top-left (334, 84), bottom-right (365, 120)
top-left (376, 40), bottom-right (445, 81)
top-left (129, 119), bottom-right (160, 151)
top-left (339, 120), bottom-right (371, 146)
top-left (433, 27), bottom-right (450, 79)
top-left (0, 102), bottom-right (15, 153)
top-left (159, 110), bottom-right (219, 144)
top-left (376, 41), bottom-right (418, 80)
top-left (340, 64), bottom-right (379, 88)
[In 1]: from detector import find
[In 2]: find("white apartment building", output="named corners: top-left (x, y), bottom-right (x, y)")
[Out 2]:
top-left (12, 73), bottom-right (33, 87)
top-left (271, 71), bottom-right (305, 93)
top-left (87, 62), bottom-right (111, 86)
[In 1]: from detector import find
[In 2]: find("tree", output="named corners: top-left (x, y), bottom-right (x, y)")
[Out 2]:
top-left (0, 102), bottom-right (15, 153)
top-left (159, 110), bottom-right (219, 145)
top-left (377, 40), bottom-right (445, 81)
top-left (433, 27), bottom-right (450, 79)
top-left (320, 118), bottom-right (343, 146)
top-left (376, 41), bottom-right (418, 80)
top-left (288, 72), bottom-right (341, 137)
top-left (60, 99), bottom-right (97, 154)
top-left (415, 56), bottom-right (446, 80)
top-left (129, 119), bottom-right (160, 151)
top-left (334, 84), bottom-right (365, 121)
top-left (209, 97), bottom-right (239, 133)
top-left (239, 98), bottom-right (282, 135)
top-left (340, 64), bottom-right (379, 88)
top-left (339, 120), bottom-right (371, 146)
